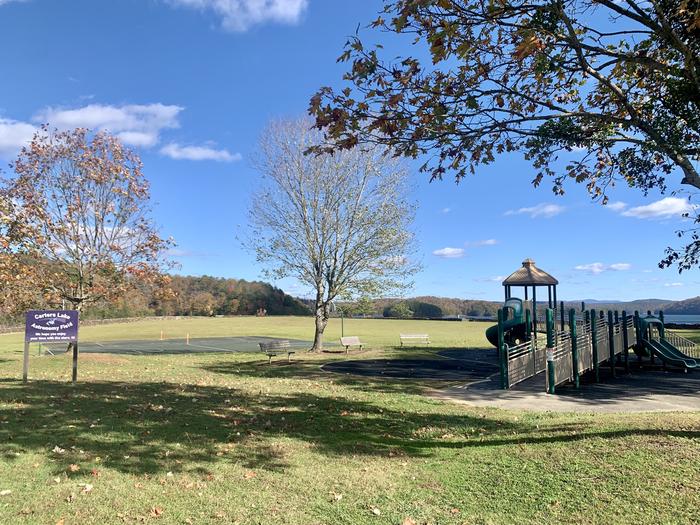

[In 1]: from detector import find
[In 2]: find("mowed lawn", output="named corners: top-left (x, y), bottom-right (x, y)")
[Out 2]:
top-left (0, 316), bottom-right (698, 525)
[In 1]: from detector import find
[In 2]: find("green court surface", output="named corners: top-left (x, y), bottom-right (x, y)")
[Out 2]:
top-left (38, 336), bottom-right (326, 355)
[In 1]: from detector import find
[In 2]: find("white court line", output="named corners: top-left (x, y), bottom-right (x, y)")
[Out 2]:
top-left (185, 342), bottom-right (238, 352)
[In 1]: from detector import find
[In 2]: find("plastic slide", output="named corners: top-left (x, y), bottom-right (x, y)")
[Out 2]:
top-left (485, 320), bottom-right (527, 348)
top-left (642, 339), bottom-right (698, 370)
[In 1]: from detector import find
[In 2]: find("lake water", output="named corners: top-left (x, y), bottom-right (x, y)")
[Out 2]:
top-left (662, 314), bottom-right (700, 325)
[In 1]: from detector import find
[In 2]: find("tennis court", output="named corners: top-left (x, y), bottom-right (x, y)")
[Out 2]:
top-left (38, 336), bottom-right (322, 355)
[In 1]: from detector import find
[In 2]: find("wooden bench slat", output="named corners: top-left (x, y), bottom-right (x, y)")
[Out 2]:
top-left (399, 334), bottom-right (431, 346)
top-left (340, 336), bottom-right (364, 354)
top-left (258, 340), bottom-right (295, 364)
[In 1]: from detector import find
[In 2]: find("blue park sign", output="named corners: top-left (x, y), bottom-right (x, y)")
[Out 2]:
top-left (25, 310), bottom-right (79, 343)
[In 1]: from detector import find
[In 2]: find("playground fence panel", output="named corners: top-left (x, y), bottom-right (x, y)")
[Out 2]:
top-left (507, 341), bottom-right (538, 388)
top-left (625, 317), bottom-right (635, 347)
top-left (534, 344), bottom-right (547, 375)
top-left (596, 321), bottom-right (609, 364)
top-left (577, 328), bottom-right (593, 374)
top-left (550, 336), bottom-right (573, 388)
top-left (613, 323), bottom-right (624, 356)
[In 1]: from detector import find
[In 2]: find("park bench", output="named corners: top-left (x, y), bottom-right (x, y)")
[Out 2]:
top-left (399, 334), bottom-right (431, 347)
top-left (339, 336), bottom-right (364, 354)
top-left (258, 340), bottom-right (295, 364)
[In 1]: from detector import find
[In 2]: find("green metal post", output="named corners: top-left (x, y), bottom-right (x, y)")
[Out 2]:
top-left (525, 308), bottom-right (532, 341)
top-left (591, 309), bottom-right (599, 382)
top-left (659, 310), bottom-right (665, 339)
top-left (569, 309), bottom-right (579, 388)
top-left (634, 310), bottom-right (642, 363)
top-left (614, 311), bottom-right (621, 365)
top-left (546, 309), bottom-right (555, 394)
top-left (608, 310), bottom-right (616, 378)
top-left (497, 309), bottom-right (507, 389)
top-left (559, 301), bottom-right (565, 332)
top-left (622, 310), bottom-right (630, 373)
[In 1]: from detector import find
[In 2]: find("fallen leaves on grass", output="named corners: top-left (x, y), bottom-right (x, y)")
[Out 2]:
top-left (371, 507), bottom-right (381, 516)
top-left (68, 464), bottom-right (80, 473)
top-left (402, 518), bottom-right (416, 525)
top-left (243, 471), bottom-right (256, 480)
top-left (150, 506), bottom-right (163, 518)
top-left (0, 489), bottom-right (11, 496)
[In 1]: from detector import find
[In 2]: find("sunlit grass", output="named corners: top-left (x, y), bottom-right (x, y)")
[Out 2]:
top-left (0, 317), bottom-right (698, 524)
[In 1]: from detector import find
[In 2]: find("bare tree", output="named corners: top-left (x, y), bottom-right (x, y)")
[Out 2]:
top-left (2, 127), bottom-right (174, 313)
top-left (248, 118), bottom-right (417, 351)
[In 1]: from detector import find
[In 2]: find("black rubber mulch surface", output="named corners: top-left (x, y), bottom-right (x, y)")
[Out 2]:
top-left (436, 348), bottom-right (499, 364)
top-left (322, 358), bottom-right (498, 380)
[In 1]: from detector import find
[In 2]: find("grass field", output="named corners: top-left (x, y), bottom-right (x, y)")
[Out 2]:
top-left (0, 316), bottom-right (699, 524)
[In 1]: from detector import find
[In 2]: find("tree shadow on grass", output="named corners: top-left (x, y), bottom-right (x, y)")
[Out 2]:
top-left (0, 377), bottom-right (698, 477)
top-left (201, 346), bottom-right (496, 396)
top-left (201, 359), bottom-right (445, 397)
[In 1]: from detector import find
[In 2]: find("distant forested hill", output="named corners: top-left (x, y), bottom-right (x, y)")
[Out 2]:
top-left (337, 296), bottom-right (693, 319)
top-left (663, 297), bottom-right (700, 315)
top-left (561, 299), bottom-right (672, 314)
top-left (83, 275), bottom-right (310, 319)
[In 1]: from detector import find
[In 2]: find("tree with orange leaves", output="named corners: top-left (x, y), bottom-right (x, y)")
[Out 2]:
top-left (1, 127), bottom-right (174, 312)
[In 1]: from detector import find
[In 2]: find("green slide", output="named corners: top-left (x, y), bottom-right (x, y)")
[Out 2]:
top-left (485, 297), bottom-right (528, 348)
top-left (485, 320), bottom-right (527, 347)
top-left (642, 339), bottom-right (698, 370)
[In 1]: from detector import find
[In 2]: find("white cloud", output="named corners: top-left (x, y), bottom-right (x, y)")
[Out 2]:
top-left (664, 282), bottom-right (683, 287)
top-left (160, 142), bottom-right (241, 162)
top-left (466, 239), bottom-right (498, 247)
top-left (474, 275), bottom-right (506, 283)
top-left (505, 203), bottom-right (564, 218)
top-left (606, 201), bottom-right (627, 211)
top-left (165, 0), bottom-right (308, 31)
top-left (609, 263), bottom-right (631, 271)
top-left (0, 0), bottom-right (26, 5)
top-left (432, 247), bottom-right (465, 259)
top-left (0, 118), bottom-right (37, 158)
top-left (441, 207), bottom-right (451, 214)
top-left (34, 103), bottom-right (183, 148)
top-left (574, 262), bottom-right (632, 275)
top-left (621, 197), bottom-right (696, 219)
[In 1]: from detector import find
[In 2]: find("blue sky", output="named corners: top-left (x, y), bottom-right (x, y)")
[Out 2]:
top-left (0, 0), bottom-right (698, 302)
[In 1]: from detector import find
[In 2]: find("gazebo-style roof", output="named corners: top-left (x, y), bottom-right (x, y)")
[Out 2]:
top-left (502, 259), bottom-right (559, 327)
top-left (503, 258), bottom-right (558, 286)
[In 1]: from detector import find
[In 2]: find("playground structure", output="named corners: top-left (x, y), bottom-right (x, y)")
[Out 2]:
top-left (493, 303), bottom-right (700, 393)
top-left (487, 260), bottom-right (700, 393)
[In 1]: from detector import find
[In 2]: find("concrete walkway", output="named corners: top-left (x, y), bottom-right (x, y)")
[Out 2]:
top-left (434, 367), bottom-right (700, 413)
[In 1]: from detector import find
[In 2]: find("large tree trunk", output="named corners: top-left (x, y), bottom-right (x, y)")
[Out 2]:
top-left (311, 302), bottom-right (329, 352)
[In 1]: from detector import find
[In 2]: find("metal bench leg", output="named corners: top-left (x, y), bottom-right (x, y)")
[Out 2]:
top-left (287, 353), bottom-right (291, 362)
top-left (268, 355), bottom-right (272, 365)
